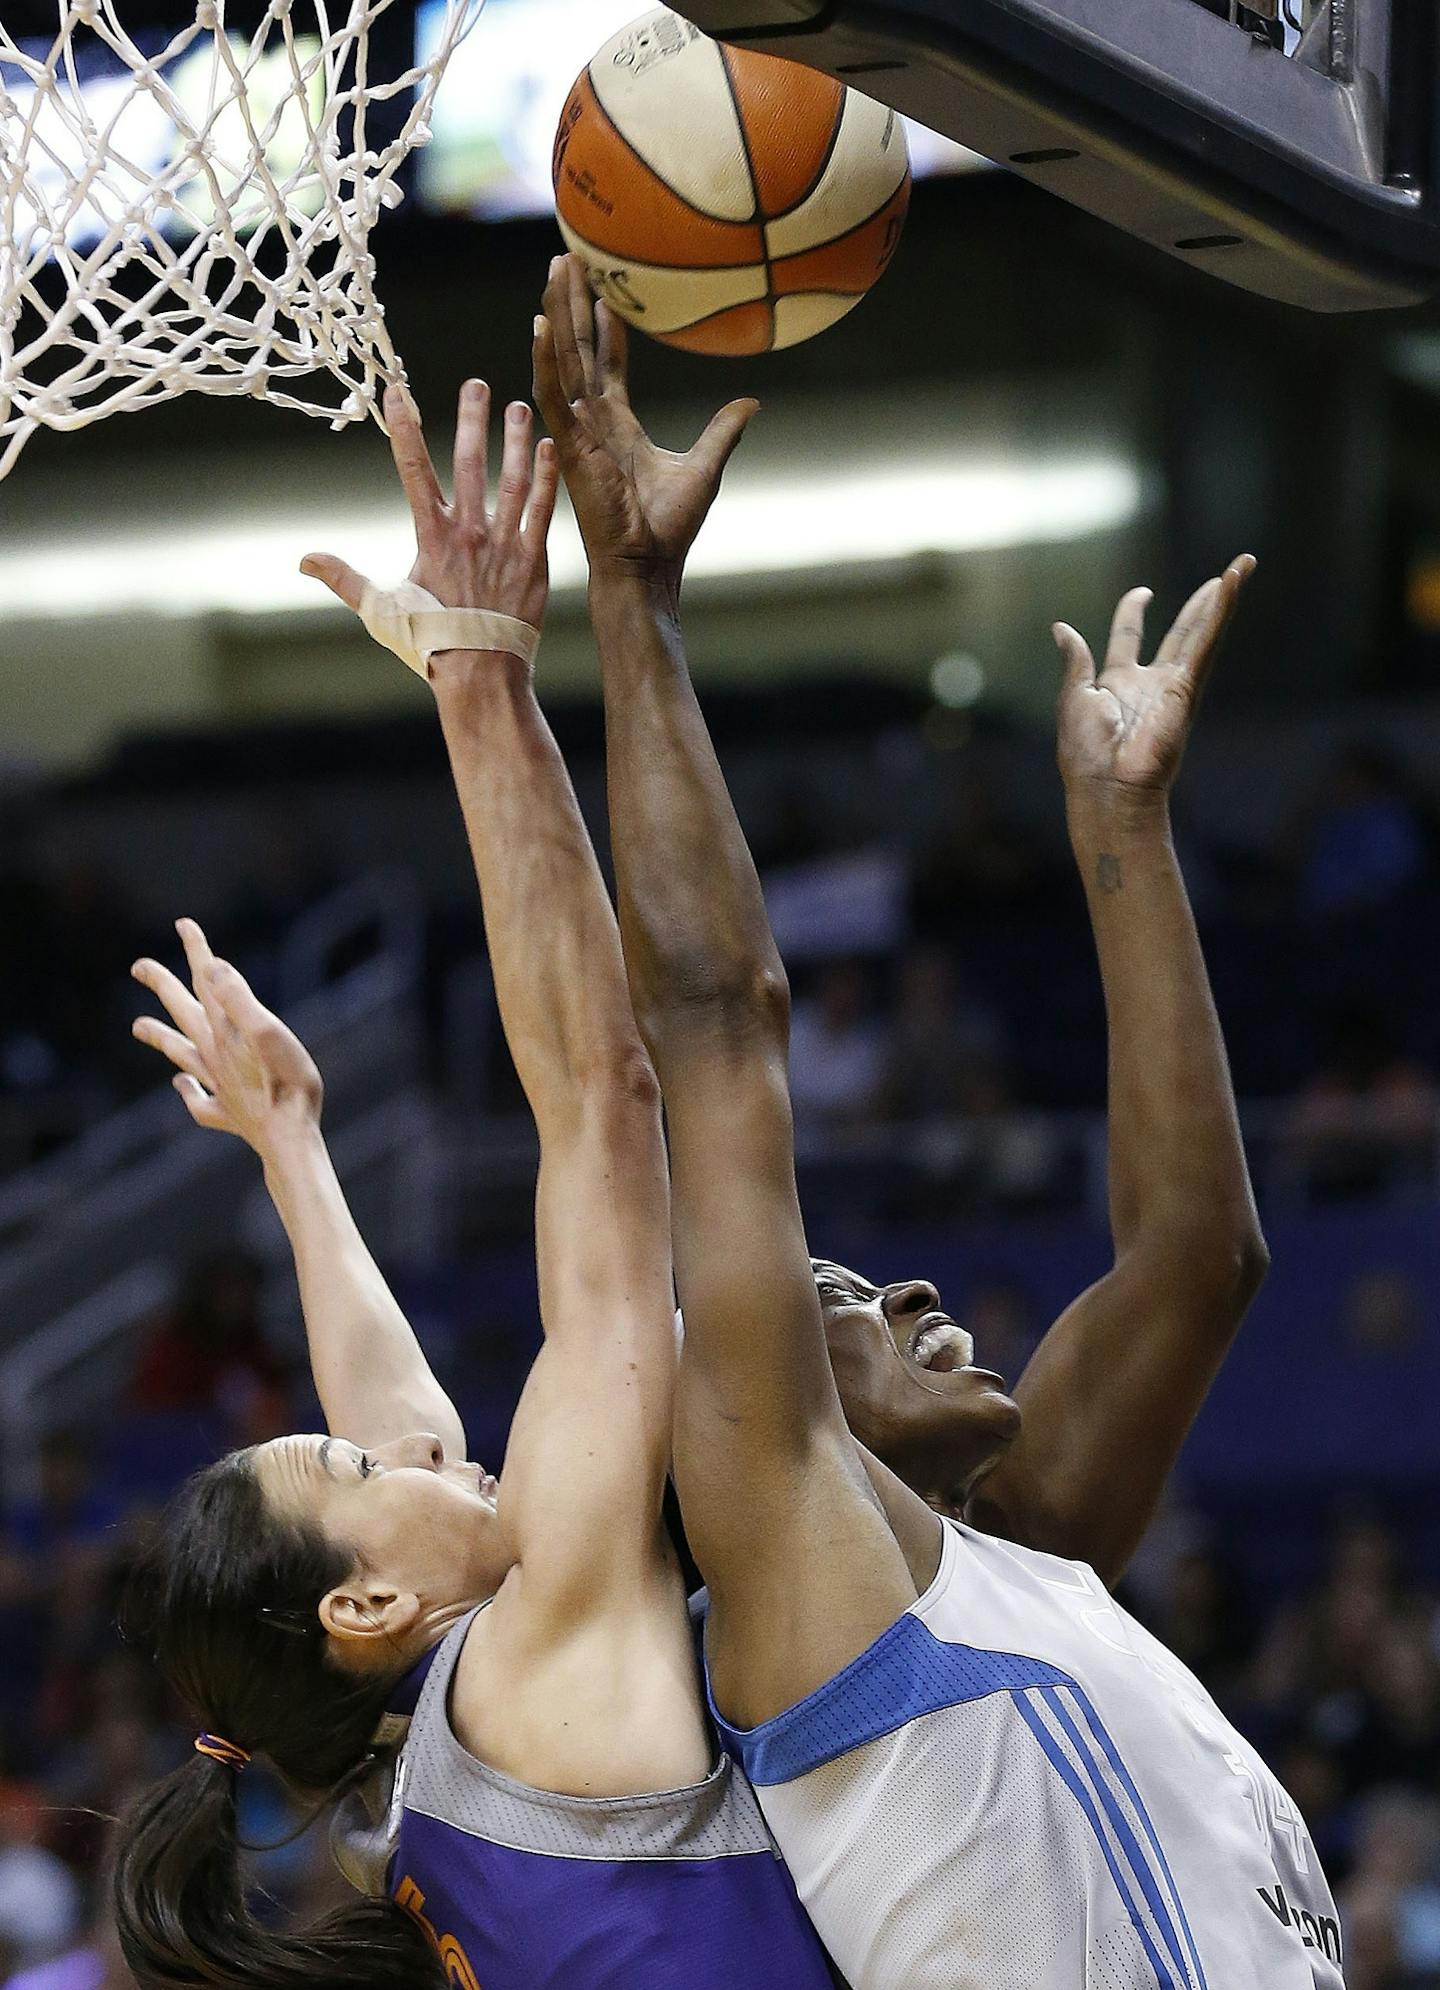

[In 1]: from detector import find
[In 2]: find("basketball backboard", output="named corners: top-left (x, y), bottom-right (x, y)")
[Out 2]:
top-left (677, 0), bottom-right (1440, 313)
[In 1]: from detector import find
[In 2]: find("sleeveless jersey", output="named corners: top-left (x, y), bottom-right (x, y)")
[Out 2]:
top-left (709, 1518), bottom-right (1343, 1990)
top-left (331, 1607), bottom-right (839, 1990)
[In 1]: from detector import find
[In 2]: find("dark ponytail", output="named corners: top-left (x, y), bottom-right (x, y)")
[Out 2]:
top-left (113, 1452), bottom-right (445, 1989)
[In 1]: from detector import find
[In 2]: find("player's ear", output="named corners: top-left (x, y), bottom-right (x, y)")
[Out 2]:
top-left (319, 1582), bottom-right (420, 1651)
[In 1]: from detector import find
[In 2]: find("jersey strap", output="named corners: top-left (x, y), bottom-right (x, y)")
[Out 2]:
top-left (708, 1612), bottom-right (1074, 1786)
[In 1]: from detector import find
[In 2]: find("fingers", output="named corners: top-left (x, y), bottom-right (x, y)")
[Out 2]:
top-left (175, 917), bottom-right (215, 983)
top-left (172, 1073), bottom-right (232, 1134)
top-left (176, 921), bottom-right (254, 1042)
top-left (492, 401), bottom-right (535, 540)
top-left (524, 436), bottom-right (560, 555)
top-left (533, 315), bottom-right (577, 451)
top-left (1152, 575), bottom-right (1223, 675)
top-left (382, 382), bottom-right (447, 528)
top-left (1101, 558), bottom-right (1257, 689)
top-left (299, 553), bottom-right (369, 614)
top-left (1214, 552), bottom-right (1257, 639)
top-left (594, 299), bottom-right (630, 403)
top-left (543, 253), bottom-right (591, 406)
top-left (565, 254), bottom-right (598, 399)
top-left (1053, 622), bottom-right (1096, 695)
top-left (131, 955), bottom-right (209, 1043)
top-left (131, 1014), bottom-right (210, 1083)
top-left (690, 397), bottom-right (759, 487)
top-left (202, 956), bottom-right (272, 1038)
top-left (1172, 551), bottom-right (1256, 697)
top-left (452, 378), bottom-right (491, 525)
top-left (1103, 586), bottom-right (1153, 673)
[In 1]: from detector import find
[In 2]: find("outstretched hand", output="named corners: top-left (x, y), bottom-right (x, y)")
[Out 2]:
top-left (301, 378), bottom-right (558, 661)
top-left (533, 253), bottom-right (757, 587)
top-left (131, 920), bottom-right (323, 1155)
top-left (1054, 554), bottom-right (1256, 800)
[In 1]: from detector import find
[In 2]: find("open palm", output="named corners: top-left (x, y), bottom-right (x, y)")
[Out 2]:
top-left (1056, 556), bottom-right (1255, 796)
top-left (534, 254), bottom-right (756, 582)
top-left (132, 918), bottom-right (323, 1151)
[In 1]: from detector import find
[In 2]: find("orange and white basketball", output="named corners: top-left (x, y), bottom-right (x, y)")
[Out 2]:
top-left (552, 8), bottom-right (911, 356)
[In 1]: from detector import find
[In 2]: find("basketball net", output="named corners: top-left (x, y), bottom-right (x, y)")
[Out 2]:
top-left (0, 0), bottom-right (484, 481)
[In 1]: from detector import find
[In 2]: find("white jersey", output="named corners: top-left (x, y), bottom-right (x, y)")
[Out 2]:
top-left (709, 1518), bottom-right (1342, 1990)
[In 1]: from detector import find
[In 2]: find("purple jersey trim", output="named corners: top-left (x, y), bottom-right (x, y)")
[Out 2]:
top-left (392, 1807), bottom-right (837, 1989)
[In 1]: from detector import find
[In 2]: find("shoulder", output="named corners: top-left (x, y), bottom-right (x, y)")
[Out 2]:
top-left (450, 1574), bottom-right (715, 1799)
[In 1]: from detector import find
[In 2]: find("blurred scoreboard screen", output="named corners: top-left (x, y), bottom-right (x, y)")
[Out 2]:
top-left (0, 27), bottom-right (324, 252)
top-left (412, 0), bottom-right (992, 223)
top-left (676, 0), bottom-right (1438, 311)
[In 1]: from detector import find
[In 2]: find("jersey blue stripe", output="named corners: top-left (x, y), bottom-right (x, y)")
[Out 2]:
top-left (708, 1614), bottom-right (1075, 1788)
top-left (1071, 1689), bottom-right (1209, 1990)
top-left (1042, 1689), bottom-right (1196, 1990)
top-left (1015, 1692), bottom-right (1179, 1990)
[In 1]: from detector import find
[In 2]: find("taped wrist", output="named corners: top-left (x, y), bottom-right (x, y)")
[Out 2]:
top-left (358, 580), bottom-right (540, 677)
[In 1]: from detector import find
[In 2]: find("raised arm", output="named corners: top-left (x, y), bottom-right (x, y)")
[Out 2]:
top-left (132, 923), bottom-right (466, 1457)
top-left (966, 565), bottom-right (1270, 1586)
top-left (301, 383), bottom-right (679, 1637)
top-left (536, 257), bottom-right (917, 1727)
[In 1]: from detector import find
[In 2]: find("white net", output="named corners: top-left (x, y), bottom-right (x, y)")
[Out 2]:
top-left (0, 0), bottom-right (485, 480)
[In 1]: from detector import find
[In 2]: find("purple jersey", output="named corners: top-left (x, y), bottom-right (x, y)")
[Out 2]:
top-left (331, 1608), bottom-right (838, 1990)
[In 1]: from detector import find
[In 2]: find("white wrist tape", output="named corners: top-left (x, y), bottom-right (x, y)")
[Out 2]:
top-left (358, 580), bottom-right (540, 677)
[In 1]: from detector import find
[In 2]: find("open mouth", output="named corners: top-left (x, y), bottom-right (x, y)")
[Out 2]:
top-left (909, 1315), bottom-right (976, 1373)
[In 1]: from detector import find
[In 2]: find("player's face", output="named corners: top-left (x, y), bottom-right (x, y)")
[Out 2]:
top-left (812, 1259), bottom-right (1021, 1503)
top-left (252, 1431), bottom-right (514, 1657)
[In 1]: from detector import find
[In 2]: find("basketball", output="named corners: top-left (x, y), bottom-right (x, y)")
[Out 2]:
top-left (551, 8), bottom-right (911, 356)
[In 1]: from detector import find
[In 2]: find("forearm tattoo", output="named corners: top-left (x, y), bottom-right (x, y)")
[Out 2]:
top-left (1096, 853), bottom-right (1123, 894)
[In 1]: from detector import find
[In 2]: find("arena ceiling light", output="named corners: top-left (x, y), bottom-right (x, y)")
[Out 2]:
top-left (0, 453), bottom-right (1143, 622)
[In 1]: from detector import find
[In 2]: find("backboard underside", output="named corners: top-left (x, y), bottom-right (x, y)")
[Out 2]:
top-left (678, 0), bottom-right (1440, 313)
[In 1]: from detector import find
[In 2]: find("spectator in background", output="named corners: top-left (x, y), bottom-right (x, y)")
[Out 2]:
top-left (874, 947), bottom-right (1006, 1123)
top-left (1271, 1738), bottom-right (1349, 1880)
top-left (787, 959), bottom-right (888, 1138)
top-left (0, 1432), bottom-right (123, 1753)
top-left (1285, 1005), bottom-right (1436, 1200)
top-left (751, 781), bottom-right (834, 874)
top-left (887, 1060), bottom-right (1063, 1217)
top-left (1152, 1544), bottom-right (1258, 1710)
top-left (40, 864), bottom-right (138, 1086)
top-left (221, 821), bottom-right (337, 970)
top-left (1248, 1514), bottom-right (1424, 1799)
top-left (1341, 1270), bottom-right (1427, 1360)
top-left (40, 1651), bottom-right (178, 1882)
top-left (1342, 1792), bottom-right (1440, 1990)
top-left (954, 1280), bottom-right (1039, 1388)
top-left (907, 769), bottom-right (1050, 943)
top-left (1350, 1625), bottom-right (1440, 1799)
top-left (1294, 745), bottom-right (1433, 923)
top-left (4, 1434), bottom-right (119, 1571)
top-left (129, 1250), bottom-right (289, 1439)
top-left (210, 817), bottom-right (343, 1017)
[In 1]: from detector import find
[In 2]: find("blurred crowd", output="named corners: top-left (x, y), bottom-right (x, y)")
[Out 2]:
top-left (761, 737), bottom-right (1440, 1207)
top-left (3, 729), bottom-right (1439, 1208)
top-left (0, 804), bottom-right (339, 1173)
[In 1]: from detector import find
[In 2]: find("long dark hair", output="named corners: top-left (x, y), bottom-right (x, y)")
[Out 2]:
top-left (113, 1451), bottom-right (446, 1988)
